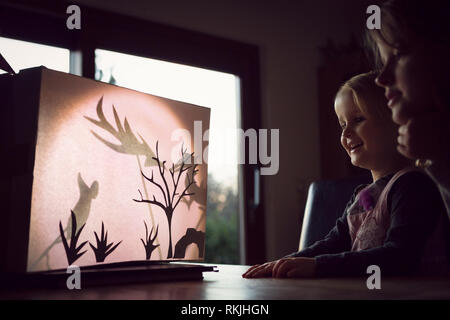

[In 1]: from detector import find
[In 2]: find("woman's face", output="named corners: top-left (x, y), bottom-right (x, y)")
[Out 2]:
top-left (334, 89), bottom-right (398, 173)
top-left (374, 39), bottom-right (435, 125)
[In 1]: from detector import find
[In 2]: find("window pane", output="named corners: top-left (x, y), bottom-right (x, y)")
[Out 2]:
top-left (0, 37), bottom-right (70, 74)
top-left (95, 49), bottom-right (241, 264)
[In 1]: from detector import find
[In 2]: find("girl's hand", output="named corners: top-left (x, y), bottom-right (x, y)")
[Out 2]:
top-left (272, 257), bottom-right (317, 278)
top-left (242, 261), bottom-right (277, 278)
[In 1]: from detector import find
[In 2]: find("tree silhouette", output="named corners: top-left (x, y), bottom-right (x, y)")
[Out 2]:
top-left (134, 141), bottom-right (198, 258)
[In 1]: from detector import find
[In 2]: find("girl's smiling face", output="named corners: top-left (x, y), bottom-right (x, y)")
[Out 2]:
top-left (334, 88), bottom-right (401, 180)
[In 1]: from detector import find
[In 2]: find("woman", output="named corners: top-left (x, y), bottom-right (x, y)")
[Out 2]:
top-left (367, 0), bottom-right (450, 218)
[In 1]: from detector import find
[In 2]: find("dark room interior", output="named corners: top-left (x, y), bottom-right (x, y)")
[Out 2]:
top-left (1, 0), bottom-right (449, 305)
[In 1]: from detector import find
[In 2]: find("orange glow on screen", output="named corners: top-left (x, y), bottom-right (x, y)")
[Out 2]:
top-left (27, 69), bottom-right (210, 272)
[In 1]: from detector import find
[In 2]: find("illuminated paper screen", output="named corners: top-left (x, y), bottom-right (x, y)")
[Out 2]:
top-left (26, 68), bottom-right (210, 272)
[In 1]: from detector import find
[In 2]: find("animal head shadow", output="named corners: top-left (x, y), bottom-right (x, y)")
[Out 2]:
top-left (30, 173), bottom-right (98, 270)
top-left (78, 172), bottom-right (99, 199)
top-left (84, 96), bottom-right (157, 167)
top-left (68, 173), bottom-right (99, 237)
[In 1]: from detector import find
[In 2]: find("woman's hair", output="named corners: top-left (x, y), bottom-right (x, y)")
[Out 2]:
top-left (337, 72), bottom-right (390, 121)
top-left (366, 0), bottom-right (450, 69)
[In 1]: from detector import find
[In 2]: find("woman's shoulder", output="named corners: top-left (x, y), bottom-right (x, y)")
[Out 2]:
top-left (391, 169), bottom-right (437, 190)
top-left (388, 169), bottom-right (444, 208)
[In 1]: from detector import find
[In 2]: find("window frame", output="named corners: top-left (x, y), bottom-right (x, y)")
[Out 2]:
top-left (0, 0), bottom-right (265, 265)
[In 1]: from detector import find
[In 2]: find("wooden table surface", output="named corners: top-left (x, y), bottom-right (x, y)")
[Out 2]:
top-left (1, 264), bottom-right (449, 300)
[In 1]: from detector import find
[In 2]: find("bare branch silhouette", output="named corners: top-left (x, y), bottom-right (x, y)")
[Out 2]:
top-left (133, 141), bottom-right (198, 258)
top-left (135, 189), bottom-right (166, 212)
top-left (180, 153), bottom-right (206, 211)
top-left (140, 170), bottom-right (168, 206)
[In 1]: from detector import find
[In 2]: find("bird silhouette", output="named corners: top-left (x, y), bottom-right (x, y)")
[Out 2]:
top-left (64, 173), bottom-right (99, 237)
top-left (30, 173), bottom-right (98, 270)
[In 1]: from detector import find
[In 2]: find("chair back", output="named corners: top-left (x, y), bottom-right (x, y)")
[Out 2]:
top-left (299, 175), bottom-right (371, 250)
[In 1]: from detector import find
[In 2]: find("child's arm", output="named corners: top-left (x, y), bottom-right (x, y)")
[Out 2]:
top-left (311, 172), bottom-right (447, 277)
top-left (243, 194), bottom-right (356, 278)
top-left (286, 214), bottom-right (350, 258)
top-left (285, 191), bottom-right (360, 259)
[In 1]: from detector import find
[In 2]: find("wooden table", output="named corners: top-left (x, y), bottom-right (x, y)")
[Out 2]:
top-left (1, 264), bottom-right (449, 300)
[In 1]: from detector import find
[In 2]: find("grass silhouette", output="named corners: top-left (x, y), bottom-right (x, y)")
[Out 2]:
top-left (89, 222), bottom-right (122, 262)
top-left (141, 221), bottom-right (159, 260)
top-left (59, 210), bottom-right (88, 265)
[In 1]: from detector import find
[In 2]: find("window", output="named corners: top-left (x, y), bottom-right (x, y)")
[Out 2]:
top-left (0, 37), bottom-right (69, 74)
top-left (0, 1), bottom-right (264, 264)
top-left (95, 49), bottom-right (241, 263)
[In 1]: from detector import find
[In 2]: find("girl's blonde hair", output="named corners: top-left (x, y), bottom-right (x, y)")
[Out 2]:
top-left (337, 72), bottom-right (390, 122)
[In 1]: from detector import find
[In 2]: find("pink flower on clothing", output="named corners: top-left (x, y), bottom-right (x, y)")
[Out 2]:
top-left (359, 188), bottom-right (375, 211)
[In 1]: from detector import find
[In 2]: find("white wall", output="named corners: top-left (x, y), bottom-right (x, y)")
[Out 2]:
top-left (74, 0), bottom-right (375, 261)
